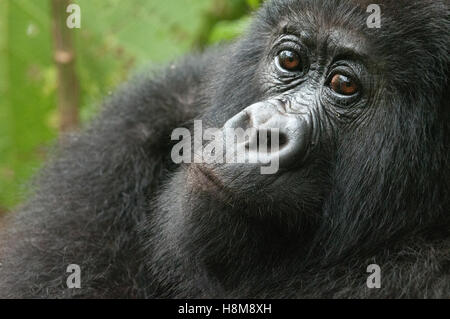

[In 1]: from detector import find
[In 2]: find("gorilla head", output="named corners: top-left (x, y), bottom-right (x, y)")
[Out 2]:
top-left (0, 0), bottom-right (448, 299)
top-left (150, 0), bottom-right (449, 297)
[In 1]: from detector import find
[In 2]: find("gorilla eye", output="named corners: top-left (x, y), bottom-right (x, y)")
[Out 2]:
top-left (277, 50), bottom-right (302, 72)
top-left (330, 74), bottom-right (359, 96)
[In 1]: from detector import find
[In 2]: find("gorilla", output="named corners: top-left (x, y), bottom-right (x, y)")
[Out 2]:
top-left (0, 0), bottom-right (449, 298)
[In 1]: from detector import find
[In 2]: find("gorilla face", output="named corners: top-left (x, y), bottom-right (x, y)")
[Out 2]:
top-left (151, 0), bottom-right (446, 278)
top-left (185, 3), bottom-right (379, 221)
top-left (151, 0), bottom-right (448, 297)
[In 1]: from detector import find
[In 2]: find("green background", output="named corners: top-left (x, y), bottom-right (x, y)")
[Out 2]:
top-left (0, 0), bottom-right (262, 211)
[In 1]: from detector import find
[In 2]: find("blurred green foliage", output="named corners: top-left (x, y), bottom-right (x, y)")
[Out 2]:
top-left (0, 0), bottom-right (262, 210)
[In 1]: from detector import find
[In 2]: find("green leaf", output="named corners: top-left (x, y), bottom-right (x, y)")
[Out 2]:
top-left (208, 16), bottom-right (252, 44)
top-left (0, 0), bottom-right (56, 208)
top-left (246, 0), bottom-right (262, 10)
top-left (0, 0), bottom-right (212, 209)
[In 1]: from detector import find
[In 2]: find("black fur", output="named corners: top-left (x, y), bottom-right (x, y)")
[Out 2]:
top-left (0, 0), bottom-right (449, 298)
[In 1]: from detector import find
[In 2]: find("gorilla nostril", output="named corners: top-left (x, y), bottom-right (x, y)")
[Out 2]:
top-left (279, 133), bottom-right (288, 148)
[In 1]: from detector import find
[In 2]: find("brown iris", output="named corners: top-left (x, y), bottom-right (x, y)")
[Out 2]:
top-left (330, 74), bottom-right (359, 96)
top-left (278, 50), bottom-right (301, 72)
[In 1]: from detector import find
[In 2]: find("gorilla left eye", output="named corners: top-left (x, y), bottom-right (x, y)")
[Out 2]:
top-left (277, 50), bottom-right (302, 72)
top-left (329, 74), bottom-right (359, 96)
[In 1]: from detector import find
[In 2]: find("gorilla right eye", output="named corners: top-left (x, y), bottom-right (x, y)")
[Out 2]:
top-left (329, 73), bottom-right (359, 96)
top-left (277, 50), bottom-right (302, 72)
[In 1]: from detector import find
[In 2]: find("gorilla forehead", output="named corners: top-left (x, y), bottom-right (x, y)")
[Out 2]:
top-left (260, 0), bottom-right (448, 50)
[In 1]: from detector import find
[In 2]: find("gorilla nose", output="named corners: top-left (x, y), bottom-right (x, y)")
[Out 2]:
top-left (223, 99), bottom-right (312, 168)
